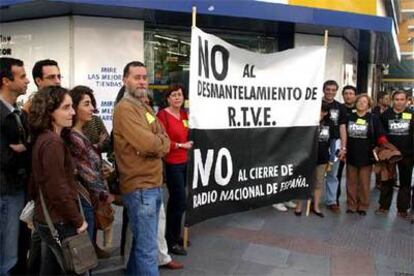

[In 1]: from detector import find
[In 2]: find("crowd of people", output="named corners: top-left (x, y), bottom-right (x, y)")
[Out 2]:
top-left (0, 56), bottom-right (413, 276)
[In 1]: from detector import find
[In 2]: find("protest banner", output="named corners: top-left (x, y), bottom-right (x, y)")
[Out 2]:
top-left (185, 27), bottom-right (326, 226)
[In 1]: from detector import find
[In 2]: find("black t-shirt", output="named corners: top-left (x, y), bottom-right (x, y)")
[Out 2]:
top-left (346, 112), bottom-right (384, 167)
top-left (380, 108), bottom-right (414, 157)
top-left (317, 119), bottom-right (331, 164)
top-left (345, 105), bottom-right (356, 117)
top-left (323, 99), bottom-right (347, 139)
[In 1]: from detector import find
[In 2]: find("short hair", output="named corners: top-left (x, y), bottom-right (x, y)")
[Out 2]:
top-left (377, 91), bottom-right (389, 100)
top-left (0, 57), bottom-right (24, 88)
top-left (321, 101), bottom-right (330, 113)
top-left (32, 59), bottom-right (59, 86)
top-left (123, 61), bottom-right (145, 78)
top-left (165, 83), bottom-right (185, 100)
top-left (355, 94), bottom-right (373, 108)
top-left (69, 85), bottom-right (97, 118)
top-left (391, 90), bottom-right (407, 100)
top-left (28, 86), bottom-right (69, 138)
top-left (342, 85), bottom-right (357, 95)
top-left (323, 80), bottom-right (339, 91)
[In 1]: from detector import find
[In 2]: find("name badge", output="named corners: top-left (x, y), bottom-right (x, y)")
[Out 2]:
top-left (402, 112), bottom-right (412, 120)
top-left (145, 112), bottom-right (156, 124)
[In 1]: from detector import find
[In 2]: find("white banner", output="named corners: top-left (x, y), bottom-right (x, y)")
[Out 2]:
top-left (186, 27), bottom-right (327, 226)
top-left (189, 27), bottom-right (326, 130)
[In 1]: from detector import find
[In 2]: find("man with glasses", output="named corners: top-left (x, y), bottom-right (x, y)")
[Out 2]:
top-left (22, 59), bottom-right (61, 112)
top-left (32, 59), bottom-right (61, 88)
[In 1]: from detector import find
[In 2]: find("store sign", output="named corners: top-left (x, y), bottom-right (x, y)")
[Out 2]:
top-left (185, 27), bottom-right (326, 226)
top-left (0, 35), bottom-right (13, 56)
top-left (72, 16), bottom-right (144, 131)
top-left (0, 17), bottom-right (72, 103)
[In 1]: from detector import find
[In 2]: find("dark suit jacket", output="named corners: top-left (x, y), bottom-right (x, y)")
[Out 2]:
top-left (0, 100), bottom-right (30, 195)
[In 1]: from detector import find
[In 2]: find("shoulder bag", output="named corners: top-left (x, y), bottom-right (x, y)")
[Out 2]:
top-left (39, 189), bottom-right (98, 274)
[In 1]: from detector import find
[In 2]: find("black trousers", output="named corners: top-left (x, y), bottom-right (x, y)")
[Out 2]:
top-left (379, 156), bottom-right (414, 212)
top-left (165, 163), bottom-right (187, 248)
top-left (336, 160), bottom-right (345, 204)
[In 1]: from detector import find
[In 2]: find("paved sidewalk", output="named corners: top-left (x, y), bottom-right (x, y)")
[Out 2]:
top-left (94, 184), bottom-right (414, 276)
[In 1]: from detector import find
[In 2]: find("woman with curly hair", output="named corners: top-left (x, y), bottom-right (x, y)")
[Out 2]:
top-left (28, 86), bottom-right (87, 274)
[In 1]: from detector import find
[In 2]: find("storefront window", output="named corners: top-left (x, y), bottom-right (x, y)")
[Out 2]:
top-left (145, 28), bottom-right (277, 110)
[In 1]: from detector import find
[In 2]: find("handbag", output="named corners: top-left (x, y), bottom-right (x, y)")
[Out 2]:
top-left (39, 189), bottom-right (98, 274)
top-left (94, 199), bottom-right (115, 230)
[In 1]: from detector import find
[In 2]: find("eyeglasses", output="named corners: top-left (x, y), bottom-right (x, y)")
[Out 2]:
top-left (43, 74), bottom-right (62, 81)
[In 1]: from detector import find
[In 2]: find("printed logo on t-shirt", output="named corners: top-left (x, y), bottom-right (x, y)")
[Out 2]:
top-left (330, 109), bottom-right (339, 125)
top-left (388, 119), bottom-right (410, 136)
top-left (348, 121), bottom-right (368, 139)
top-left (402, 112), bottom-right (412, 120)
top-left (319, 125), bottom-right (330, 142)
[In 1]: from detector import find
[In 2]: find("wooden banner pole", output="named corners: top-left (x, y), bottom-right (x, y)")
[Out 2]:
top-left (192, 6), bottom-right (197, 28)
top-left (306, 199), bottom-right (311, 216)
top-left (324, 30), bottom-right (329, 48)
top-left (183, 226), bottom-right (189, 249)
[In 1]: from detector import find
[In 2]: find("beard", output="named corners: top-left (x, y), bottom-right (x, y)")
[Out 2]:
top-left (129, 88), bottom-right (147, 100)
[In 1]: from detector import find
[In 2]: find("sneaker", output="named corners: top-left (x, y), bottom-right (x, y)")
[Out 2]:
top-left (161, 260), bottom-right (184, 270)
top-left (272, 203), bottom-right (288, 212)
top-left (169, 244), bottom-right (187, 256)
top-left (284, 201), bottom-right (297, 209)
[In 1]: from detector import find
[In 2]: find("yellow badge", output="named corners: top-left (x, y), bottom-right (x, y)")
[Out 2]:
top-left (183, 119), bottom-right (189, 128)
top-left (356, 118), bottom-right (366, 125)
top-left (402, 112), bottom-right (412, 120)
top-left (145, 112), bottom-right (156, 124)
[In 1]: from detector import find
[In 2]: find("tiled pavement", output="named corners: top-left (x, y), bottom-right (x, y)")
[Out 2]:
top-left (94, 183), bottom-right (414, 276)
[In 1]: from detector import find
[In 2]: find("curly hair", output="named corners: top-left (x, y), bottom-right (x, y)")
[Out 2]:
top-left (69, 86), bottom-right (97, 123)
top-left (28, 86), bottom-right (69, 139)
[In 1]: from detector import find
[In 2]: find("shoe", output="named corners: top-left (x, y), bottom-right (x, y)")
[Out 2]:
top-left (284, 201), bottom-right (297, 209)
top-left (161, 260), bottom-right (184, 270)
top-left (294, 210), bottom-right (302, 216)
top-left (95, 245), bottom-right (111, 259)
top-left (375, 208), bottom-right (388, 215)
top-left (346, 209), bottom-right (355, 214)
top-left (179, 237), bottom-right (191, 247)
top-left (357, 210), bottom-right (367, 216)
top-left (169, 244), bottom-right (187, 256)
top-left (312, 210), bottom-right (324, 218)
top-left (272, 203), bottom-right (288, 212)
top-left (327, 204), bottom-right (340, 214)
top-left (397, 211), bottom-right (410, 219)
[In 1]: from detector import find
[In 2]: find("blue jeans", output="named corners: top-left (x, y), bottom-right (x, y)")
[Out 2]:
top-left (326, 140), bottom-right (340, 206)
top-left (80, 197), bottom-right (95, 241)
top-left (165, 163), bottom-right (187, 248)
top-left (0, 191), bottom-right (25, 275)
top-left (122, 187), bottom-right (161, 276)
